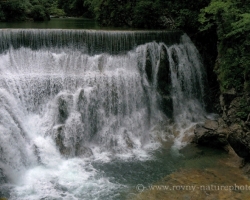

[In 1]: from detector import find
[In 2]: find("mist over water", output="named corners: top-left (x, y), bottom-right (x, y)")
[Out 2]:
top-left (0, 30), bottom-right (206, 199)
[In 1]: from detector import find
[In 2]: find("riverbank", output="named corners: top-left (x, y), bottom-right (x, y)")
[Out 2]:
top-left (133, 145), bottom-right (250, 200)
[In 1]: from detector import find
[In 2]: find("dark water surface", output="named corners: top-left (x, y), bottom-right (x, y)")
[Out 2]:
top-left (0, 18), bottom-right (99, 29)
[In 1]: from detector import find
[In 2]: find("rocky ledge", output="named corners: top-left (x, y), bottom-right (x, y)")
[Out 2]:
top-left (193, 118), bottom-right (229, 151)
top-left (193, 91), bottom-right (250, 161)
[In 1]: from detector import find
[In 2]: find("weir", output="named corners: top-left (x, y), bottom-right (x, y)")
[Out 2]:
top-left (0, 29), bottom-right (206, 199)
top-left (0, 29), bottom-right (182, 54)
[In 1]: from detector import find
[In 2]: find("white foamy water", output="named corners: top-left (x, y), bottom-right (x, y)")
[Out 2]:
top-left (0, 30), bottom-right (206, 199)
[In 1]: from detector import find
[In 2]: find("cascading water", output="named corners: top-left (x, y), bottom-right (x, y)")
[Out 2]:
top-left (0, 29), bottom-right (206, 200)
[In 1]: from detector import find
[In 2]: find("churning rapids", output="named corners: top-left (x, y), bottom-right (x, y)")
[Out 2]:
top-left (0, 29), bottom-right (206, 200)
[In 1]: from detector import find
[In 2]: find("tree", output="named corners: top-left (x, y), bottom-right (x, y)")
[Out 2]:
top-left (199, 0), bottom-right (250, 92)
top-left (31, 5), bottom-right (50, 21)
top-left (58, 0), bottom-right (90, 17)
top-left (0, 0), bottom-right (29, 21)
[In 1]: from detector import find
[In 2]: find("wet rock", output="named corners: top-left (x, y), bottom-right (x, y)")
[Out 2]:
top-left (160, 95), bottom-right (173, 119)
top-left (33, 144), bottom-right (42, 164)
top-left (193, 119), bottom-right (229, 150)
top-left (145, 48), bottom-right (153, 83)
top-left (123, 130), bottom-right (134, 148)
top-left (171, 48), bottom-right (179, 73)
top-left (56, 93), bottom-right (73, 124)
top-left (77, 89), bottom-right (86, 111)
top-left (157, 45), bottom-right (173, 118)
top-left (53, 125), bottom-right (72, 157)
top-left (76, 146), bottom-right (93, 158)
top-left (53, 124), bottom-right (91, 158)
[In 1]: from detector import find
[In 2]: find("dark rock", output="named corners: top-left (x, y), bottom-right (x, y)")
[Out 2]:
top-left (157, 45), bottom-right (173, 118)
top-left (228, 131), bottom-right (250, 160)
top-left (53, 124), bottom-right (92, 158)
top-left (226, 120), bottom-right (250, 160)
top-left (193, 119), bottom-right (229, 149)
top-left (56, 93), bottom-right (73, 124)
top-left (203, 120), bottom-right (218, 130)
top-left (194, 125), bottom-right (228, 149)
top-left (76, 146), bottom-right (93, 158)
top-left (77, 89), bottom-right (87, 116)
top-left (220, 89), bottom-right (237, 107)
top-left (145, 48), bottom-right (153, 83)
top-left (160, 95), bottom-right (173, 119)
top-left (53, 125), bottom-right (72, 157)
top-left (33, 144), bottom-right (42, 164)
top-left (218, 117), bottom-right (227, 128)
top-left (171, 48), bottom-right (179, 73)
top-left (216, 86), bottom-right (250, 160)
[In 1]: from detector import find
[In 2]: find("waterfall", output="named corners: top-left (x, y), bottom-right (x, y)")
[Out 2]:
top-left (0, 29), bottom-right (206, 199)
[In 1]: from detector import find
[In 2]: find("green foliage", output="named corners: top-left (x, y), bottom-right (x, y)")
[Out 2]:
top-left (199, 0), bottom-right (250, 93)
top-left (226, 13), bottom-right (250, 38)
top-left (49, 8), bottom-right (66, 17)
top-left (58, 0), bottom-right (90, 17)
top-left (133, 0), bottom-right (161, 28)
top-left (0, 0), bottom-right (55, 21)
top-left (236, 98), bottom-right (250, 120)
top-left (31, 5), bottom-right (49, 21)
top-left (0, 5), bottom-right (5, 21)
top-left (0, 0), bottom-right (28, 21)
top-left (84, 0), bottom-right (211, 29)
top-left (84, 0), bottom-right (136, 26)
top-left (199, 0), bottom-right (232, 27)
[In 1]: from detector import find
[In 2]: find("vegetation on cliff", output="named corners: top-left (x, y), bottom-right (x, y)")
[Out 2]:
top-left (0, 0), bottom-right (64, 21)
top-left (199, 0), bottom-right (250, 93)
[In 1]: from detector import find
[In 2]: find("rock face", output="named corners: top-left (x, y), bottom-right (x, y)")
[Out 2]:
top-left (221, 92), bottom-right (250, 160)
top-left (157, 45), bottom-right (173, 118)
top-left (53, 124), bottom-right (93, 158)
top-left (193, 119), bottom-right (229, 150)
top-left (56, 93), bottom-right (73, 124)
top-left (227, 123), bottom-right (250, 160)
top-left (228, 131), bottom-right (250, 160)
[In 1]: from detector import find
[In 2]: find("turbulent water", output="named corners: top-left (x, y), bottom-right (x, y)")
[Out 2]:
top-left (0, 29), bottom-right (206, 200)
